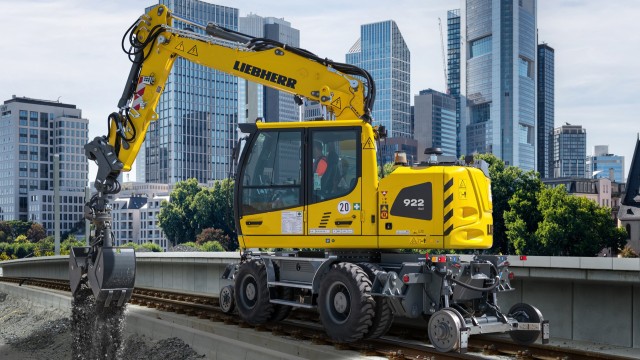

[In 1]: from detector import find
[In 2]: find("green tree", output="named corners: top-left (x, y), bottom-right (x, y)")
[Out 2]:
top-left (200, 241), bottom-right (225, 252)
top-left (7, 220), bottom-right (32, 238)
top-left (159, 178), bottom-right (237, 247)
top-left (26, 223), bottom-right (46, 242)
top-left (474, 153), bottom-right (542, 254)
top-left (534, 186), bottom-right (627, 256)
top-left (140, 242), bottom-right (163, 252)
top-left (60, 235), bottom-right (85, 255)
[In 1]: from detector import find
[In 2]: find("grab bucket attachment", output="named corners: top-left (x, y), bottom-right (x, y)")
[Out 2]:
top-left (69, 246), bottom-right (90, 295)
top-left (87, 247), bottom-right (136, 308)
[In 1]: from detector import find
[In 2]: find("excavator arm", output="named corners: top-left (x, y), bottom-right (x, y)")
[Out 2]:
top-left (70, 4), bottom-right (375, 308)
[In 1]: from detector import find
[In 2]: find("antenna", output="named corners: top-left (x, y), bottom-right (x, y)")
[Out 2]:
top-left (438, 17), bottom-right (448, 94)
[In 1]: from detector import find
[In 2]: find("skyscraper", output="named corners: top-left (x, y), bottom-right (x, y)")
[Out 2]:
top-left (144, 0), bottom-right (239, 184)
top-left (586, 145), bottom-right (625, 183)
top-left (414, 89), bottom-right (457, 162)
top-left (346, 20), bottom-right (412, 163)
top-left (537, 43), bottom-right (555, 178)
top-left (239, 14), bottom-right (301, 124)
top-left (459, 0), bottom-right (537, 169)
top-left (447, 9), bottom-right (462, 157)
top-left (553, 124), bottom-right (586, 178)
top-left (346, 20), bottom-right (411, 139)
top-left (0, 96), bottom-right (88, 235)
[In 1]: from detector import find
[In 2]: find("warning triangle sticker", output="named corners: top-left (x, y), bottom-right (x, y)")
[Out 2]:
top-left (175, 42), bottom-right (185, 51)
top-left (363, 137), bottom-right (374, 149)
top-left (187, 45), bottom-right (199, 56)
top-left (459, 179), bottom-right (466, 189)
top-left (380, 205), bottom-right (388, 212)
top-left (330, 97), bottom-right (342, 109)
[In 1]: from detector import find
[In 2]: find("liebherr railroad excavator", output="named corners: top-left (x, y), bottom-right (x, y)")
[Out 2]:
top-left (70, 5), bottom-right (549, 352)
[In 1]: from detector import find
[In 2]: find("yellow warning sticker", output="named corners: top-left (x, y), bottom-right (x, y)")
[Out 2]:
top-left (187, 45), bottom-right (198, 56)
top-left (330, 97), bottom-right (342, 109)
top-left (175, 42), bottom-right (185, 51)
top-left (363, 137), bottom-right (375, 149)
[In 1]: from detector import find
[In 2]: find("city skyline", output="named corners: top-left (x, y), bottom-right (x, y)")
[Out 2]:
top-left (2, 0), bottom-right (638, 181)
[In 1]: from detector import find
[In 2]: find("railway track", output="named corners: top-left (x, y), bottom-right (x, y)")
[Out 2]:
top-left (0, 276), bottom-right (632, 360)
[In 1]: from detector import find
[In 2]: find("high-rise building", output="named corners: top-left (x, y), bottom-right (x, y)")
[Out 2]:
top-left (239, 14), bottom-right (300, 124)
top-left (553, 124), bottom-right (586, 178)
top-left (586, 145), bottom-right (625, 183)
top-left (143, 0), bottom-right (239, 184)
top-left (537, 43), bottom-right (555, 178)
top-left (447, 9), bottom-right (462, 157)
top-left (414, 89), bottom-right (457, 162)
top-left (0, 96), bottom-right (88, 235)
top-left (346, 20), bottom-right (412, 164)
top-left (346, 20), bottom-right (411, 139)
top-left (459, 0), bottom-right (537, 169)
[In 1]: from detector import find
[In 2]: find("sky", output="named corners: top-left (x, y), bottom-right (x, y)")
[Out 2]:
top-left (1, 0), bottom-right (638, 182)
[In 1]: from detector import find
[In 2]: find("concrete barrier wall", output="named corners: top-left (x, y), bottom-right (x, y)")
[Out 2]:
top-left (1, 254), bottom-right (638, 348)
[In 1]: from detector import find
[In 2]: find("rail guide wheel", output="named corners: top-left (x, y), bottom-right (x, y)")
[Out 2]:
top-left (509, 303), bottom-right (544, 345)
top-left (428, 309), bottom-right (463, 352)
top-left (219, 285), bottom-right (235, 314)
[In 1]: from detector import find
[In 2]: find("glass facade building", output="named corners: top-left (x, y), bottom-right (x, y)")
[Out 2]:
top-left (414, 89), bottom-right (457, 162)
top-left (239, 14), bottom-right (300, 124)
top-left (537, 44), bottom-right (555, 178)
top-left (586, 145), bottom-right (625, 183)
top-left (447, 9), bottom-right (462, 157)
top-left (346, 20), bottom-right (411, 139)
top-left (460, 0), bottom-right (537, 169)
top-left (0, 96), bottom-right (88, 235)
top-left (143, 0), bottom-right (239, 184)
top-left (553, 124), bottom-right (586, 178)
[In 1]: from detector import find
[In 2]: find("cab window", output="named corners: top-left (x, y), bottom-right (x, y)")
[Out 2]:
top-left (310, 129), bottom-right (360, 203)
top-left (241, 130), bottom-right (302, 215)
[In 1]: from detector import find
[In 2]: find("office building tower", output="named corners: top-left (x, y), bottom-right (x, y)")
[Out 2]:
top-left (346, 20), bottom-right (411, 139)
top-left (414, 89), bottom-right (457, 162)
top-left (459, 0), bottom-right (537, 169)
top-left (586, 145), bottom-right (625, 183)
top-left (346, 20), bottom-right (412, 163)
top-left (537, 43), bottom-right (555, 178)
top-left (447, 9), bottom-right (462, 157)
top-left (112, 182), bottom-right (170, 250)
top-left (553, 124), bottom-right (586, 178)
top-left (0, 96), bottom-right (88, 235)
top-left (239, 14), bottom-right (300, 123)
top-left (144, 0), bottom-right (239, 184)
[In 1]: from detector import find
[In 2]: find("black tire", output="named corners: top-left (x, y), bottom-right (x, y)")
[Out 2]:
top-left (318, 262), bottom-right (375, 343)
top-left (235, 259), bottom-right (274, 325)
top-left (219, 285), bottom-right (235, 314)
top-left (357, 262), bottom-right (394, 339)
top-left (508, 303), bottom-right (543, 345)
top-left (268, 262), bottom-right (293, 323)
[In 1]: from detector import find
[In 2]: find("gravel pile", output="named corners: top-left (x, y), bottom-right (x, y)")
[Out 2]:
top-left (0, 291), bottom-right (204, 360)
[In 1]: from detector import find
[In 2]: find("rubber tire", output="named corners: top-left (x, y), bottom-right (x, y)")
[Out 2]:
top-left (318, 262), bottom-right (375, 343)
top-left (357, 262), bottom-right (394, 339)
top-left (219, 285), bottom-right (235, 314)
top-left (268, 263), bottom-right (293, 323)
top-left (235, 259), bottom-right (274, 325)
top-left (508, 303), bottom-right (543, 345)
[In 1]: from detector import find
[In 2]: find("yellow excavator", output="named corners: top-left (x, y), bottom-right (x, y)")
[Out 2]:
top-left (70, 5), bottom-right (548, 352)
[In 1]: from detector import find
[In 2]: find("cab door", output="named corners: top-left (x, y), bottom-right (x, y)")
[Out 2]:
top-left (306, 127), bottom-right (364, 247)
top-left (237, 129), bottom-right (305, 249)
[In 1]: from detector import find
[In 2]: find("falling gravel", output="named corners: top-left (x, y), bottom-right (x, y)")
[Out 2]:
top-left (0, 291), bottom-right (204, 360)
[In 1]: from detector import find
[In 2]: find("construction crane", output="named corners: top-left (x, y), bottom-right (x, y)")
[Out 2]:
top-left (438, 17), bottom-right (448, 94)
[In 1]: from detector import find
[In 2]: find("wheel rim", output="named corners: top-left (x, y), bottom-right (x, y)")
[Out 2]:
top-left (428, 309), bottom-right (461, 352)
top-left (239, 275), bottom-right (258, 309)
top-left (220, 286), bottom-right (233, 313)
top-left (509, 303), bottom-right (543, 345)
top-left (325, 281), bottom-right (351, 324)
